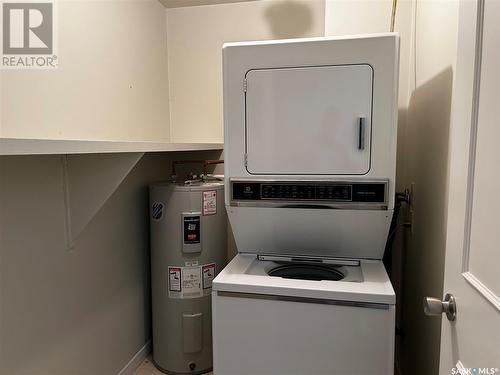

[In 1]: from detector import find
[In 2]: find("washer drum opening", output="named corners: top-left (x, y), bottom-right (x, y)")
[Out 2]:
top-left (268, 263), bottom-right (345, 281)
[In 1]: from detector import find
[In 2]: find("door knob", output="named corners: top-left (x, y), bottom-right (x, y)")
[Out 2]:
top-left (423, 293), bottom-right (456, 321)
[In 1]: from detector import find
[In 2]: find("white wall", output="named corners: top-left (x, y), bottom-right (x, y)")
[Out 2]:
top-left (0, 0), bottom-right (170, 142)
top-left (0, 150), bottom-right (222, 375)
top-left (166, 0), bottom-right (325, 143)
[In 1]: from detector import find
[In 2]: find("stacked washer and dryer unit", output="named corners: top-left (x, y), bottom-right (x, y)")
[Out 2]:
top-left (212, 33), bottom-right (400, 374)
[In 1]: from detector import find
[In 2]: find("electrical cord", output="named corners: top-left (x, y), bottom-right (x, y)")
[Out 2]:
top-left (384, 191), bottom-right (411, 338)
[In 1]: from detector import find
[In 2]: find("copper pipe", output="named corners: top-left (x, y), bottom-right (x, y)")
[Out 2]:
top-left (172, 159), bottom-right (224, 177)
top-left (390, 0), bottom-right (398, 32)
top-left (201, 159), bottom-right (224, 176)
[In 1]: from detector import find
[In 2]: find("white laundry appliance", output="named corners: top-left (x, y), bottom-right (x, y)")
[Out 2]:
top-left (212, 33), bottom-right (400, 375)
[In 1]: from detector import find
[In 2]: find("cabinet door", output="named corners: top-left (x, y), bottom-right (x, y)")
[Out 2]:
top-left (245, 64), bottom-right (373, 175)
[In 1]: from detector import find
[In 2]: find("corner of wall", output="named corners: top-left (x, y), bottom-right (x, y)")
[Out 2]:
top-left (165, 7), bottom-right (174, 143)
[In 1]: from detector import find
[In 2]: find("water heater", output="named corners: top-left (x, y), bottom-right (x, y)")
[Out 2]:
top-left (150, 180), bottom-right (226, 374)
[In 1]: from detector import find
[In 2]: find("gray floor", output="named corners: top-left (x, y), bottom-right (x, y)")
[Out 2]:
top-left (133, 356), bottom-right (213, 375)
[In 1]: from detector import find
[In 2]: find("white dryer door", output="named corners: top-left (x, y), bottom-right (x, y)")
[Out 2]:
top-left (245, 64), bottom-right (373, 175)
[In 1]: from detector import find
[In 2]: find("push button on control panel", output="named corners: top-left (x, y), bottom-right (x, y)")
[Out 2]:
top-left (262, 185), bottom-right (317, 200)
top-left (261, 184), bottom-right (351, 201)
top-left (316, 185), bottom-right (351, 200)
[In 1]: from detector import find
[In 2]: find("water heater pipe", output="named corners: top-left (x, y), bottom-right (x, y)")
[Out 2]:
top-left (172, 159), bottom-right (224, 177)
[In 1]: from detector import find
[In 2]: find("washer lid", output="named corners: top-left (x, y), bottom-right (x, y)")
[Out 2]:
top-left (227, 204), bottom-right (393, 260)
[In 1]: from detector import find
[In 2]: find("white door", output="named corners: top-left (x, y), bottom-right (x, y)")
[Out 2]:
top-left (428, 0), bottom-right (500, 373)
top-left (245, 65), bottom-right (373, 175)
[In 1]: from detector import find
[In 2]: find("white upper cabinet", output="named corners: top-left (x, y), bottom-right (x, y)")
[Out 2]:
top-left (245, 64), bottom-right (373, 175)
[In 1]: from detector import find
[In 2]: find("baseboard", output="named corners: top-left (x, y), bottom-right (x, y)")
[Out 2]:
top-left (118, 340), bottom-right (152, 375)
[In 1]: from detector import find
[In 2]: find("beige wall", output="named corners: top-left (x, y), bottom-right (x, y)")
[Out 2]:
top-left (0, 0), bottom-right (170, 142)
top-left (1, 0), bottom-right (325, 144)
top-left (166, 0), bottom-right (326, 143)
top-left (0, 150), bottom-right (222, 375)
top-left (325, 0), bottom-right (413, 105)
top-left (399, 2), bottom-right (460, 374)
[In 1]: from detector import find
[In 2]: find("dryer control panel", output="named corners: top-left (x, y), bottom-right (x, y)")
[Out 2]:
top-left (231, 181), bottom-right (387, 206)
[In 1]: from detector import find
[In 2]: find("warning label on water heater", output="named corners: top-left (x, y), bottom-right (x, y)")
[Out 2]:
top-left (202, 190), bottom-right (217, 216)
top-left (168, 263), bottom-right (216, 299)
top-left (202, 263), bottom-right (216, 289)
top-left (168, 267), bottom-right (181, 292)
